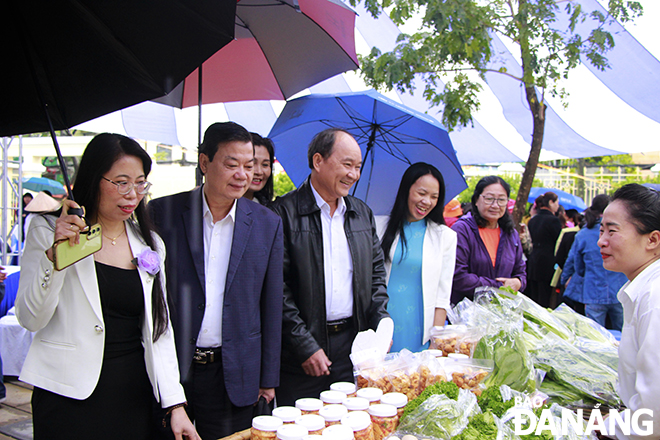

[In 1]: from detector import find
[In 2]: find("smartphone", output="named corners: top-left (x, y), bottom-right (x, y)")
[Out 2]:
top-left (54, 224), bottom-right (103, 271)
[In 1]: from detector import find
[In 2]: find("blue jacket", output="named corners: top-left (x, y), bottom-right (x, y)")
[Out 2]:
top-left (560, 245), bottom-right (584, 303)
top-left (566, 219), bottom-right (627, 304)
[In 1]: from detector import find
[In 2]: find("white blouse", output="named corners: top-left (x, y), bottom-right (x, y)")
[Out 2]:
top-left (616, 258), bottom-right (660, 439)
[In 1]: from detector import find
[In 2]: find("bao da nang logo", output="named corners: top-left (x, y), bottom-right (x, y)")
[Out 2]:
top-left (510, 397), bottom-right (654, 437)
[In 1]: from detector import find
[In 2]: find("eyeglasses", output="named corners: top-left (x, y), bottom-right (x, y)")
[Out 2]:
top-left (481, 195), bottom-right (508, 207)
top-left (102, 176), bottom-right (151, 195)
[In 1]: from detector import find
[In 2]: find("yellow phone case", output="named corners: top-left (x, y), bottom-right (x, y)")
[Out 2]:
top-left (54, 224), bottom-right (103, 270)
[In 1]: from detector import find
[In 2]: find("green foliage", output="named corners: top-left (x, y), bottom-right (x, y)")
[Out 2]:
top-left (353, 0), bottom-right (642, 132)
top-left (551, 154), bottom-right (634, 169)
top-left (273, 172), bottom-right (296, 197)
top-left (456, 174), bottom-right (544, 204)
top-left (608, 175), bottom-right (660, 194)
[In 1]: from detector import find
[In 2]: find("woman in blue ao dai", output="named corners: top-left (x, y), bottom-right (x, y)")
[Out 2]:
top-left (379, 163), bottom-right (457, 352)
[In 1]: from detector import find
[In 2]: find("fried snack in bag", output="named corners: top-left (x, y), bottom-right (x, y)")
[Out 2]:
top-left (429, 325), bottom-right (482, 357)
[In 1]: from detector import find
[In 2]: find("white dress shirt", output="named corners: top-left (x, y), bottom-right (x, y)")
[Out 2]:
top-left (616, 258), bottom-right (660, 440)
top-left (197, 194), bottom-right (236, 348)
top-left (310, 182), bottom-right (353, 322)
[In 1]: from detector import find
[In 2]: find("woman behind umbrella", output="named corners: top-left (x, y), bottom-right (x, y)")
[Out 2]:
top-left (379, 163), bottom-right (457, 352)
top-left (597, 184), bottom-right (660, 438)
top-left (451, 176), bottom-right (526, 304)
top-left (244, 133), bottom-right (275, 205)
top-left (566, 195), bottom-right (627, 329)
top-left (15, 134), bottom-right (199, 440)
top-left (526, 191), bottom-right (562, 308)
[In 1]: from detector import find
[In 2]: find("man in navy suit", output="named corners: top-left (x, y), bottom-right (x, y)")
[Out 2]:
top-left (149, 122), bottom-right (283, 440)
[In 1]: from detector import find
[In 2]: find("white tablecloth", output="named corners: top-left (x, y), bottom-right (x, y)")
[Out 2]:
top-left (0, 310), bottom-right (34, 377)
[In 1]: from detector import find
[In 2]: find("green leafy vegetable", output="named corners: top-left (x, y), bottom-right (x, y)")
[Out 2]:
top-left (398, 390), bottom-right (478, 440)
top-left (539, 378), bottom-right (596, 406)
top-left (551, 303), bottom-right (617, 345)
top-left (473, 329), bottom-right (536, 393)
top-left (402, 380), bottom-right (459, 419)
top-left (531, 334), bottom-right (620, 408)
top-left (453, 411), bottom-right (499, 440)
top-left (476, 386), bottom-right (515, 418)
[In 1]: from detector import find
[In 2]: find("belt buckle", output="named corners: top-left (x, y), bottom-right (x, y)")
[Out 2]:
top-left (193, 349), bottom-right (214, 364)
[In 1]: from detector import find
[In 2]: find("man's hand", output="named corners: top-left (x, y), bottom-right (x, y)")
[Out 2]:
top-left (496, 277), bottom-right (522, 292)
top-left (170, 406), bottom-right (200, 440)
top-left (301, 349), bottom-right (332, 376)
top-left (258, 388), bottom-right (275, 403)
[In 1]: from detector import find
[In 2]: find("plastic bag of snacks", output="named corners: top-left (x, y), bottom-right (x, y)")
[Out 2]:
top-left (384, 351), bottom-right (424, 400)
top-left (442, 358), bottom-right (493, 396)
top-left (356, 351), bottom-right (447, 401)
top-left (416, 351), bottom-right (447, 393)
top-left (355, 363), bottom-right (391, 392)
top-left (429, 325), bottom-right (482, 357)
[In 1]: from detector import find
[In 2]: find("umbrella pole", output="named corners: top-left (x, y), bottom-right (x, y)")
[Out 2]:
top-left (42, 104), bottom-right (78, 204)
top-left (351, 125), bottom-right (377, 198)
top-left (195, 64), bottom-right (204, 187)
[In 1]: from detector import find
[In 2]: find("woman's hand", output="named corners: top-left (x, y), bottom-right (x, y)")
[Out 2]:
top-left (496, 277), bottom-right (522, 292)
top-left (170, 406), bottom-right (200, 440)
top-left (46, 200), bottom-right (88, 262)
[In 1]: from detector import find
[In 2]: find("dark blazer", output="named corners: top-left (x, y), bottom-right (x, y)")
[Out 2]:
top-left (149, 187), bottom-right (283, 407)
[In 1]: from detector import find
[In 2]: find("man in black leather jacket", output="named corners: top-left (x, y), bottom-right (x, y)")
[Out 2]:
top-left (271, 128), bottom-right (390, 405)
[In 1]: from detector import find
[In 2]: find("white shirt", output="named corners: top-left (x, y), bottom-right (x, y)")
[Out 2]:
top-left (616, 258), bottom-right (660, 440)
top-left (310, 181), bottom-right (353, 321)
top-left (197, 194), bottom-right (236, 348)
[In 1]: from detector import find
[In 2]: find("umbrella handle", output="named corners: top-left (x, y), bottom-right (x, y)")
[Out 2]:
top-left (68, 207), bottom-right (84, 217)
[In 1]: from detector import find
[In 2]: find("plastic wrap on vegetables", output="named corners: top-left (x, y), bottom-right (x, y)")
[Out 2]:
top-left (572, 337), bottom-right (618, 373)
top-left (530, 334), bottom-right (621, 408)
top-left (539, 378), bottom-right (597, 408)
top-left (452, 410), bottom-right (519, 440)
top-left (503, 291), bottom-right (574, 341)
top-left (551, 304), bottom-right (618, 346)
top-left (396, 389), bottom-right (479, 440)
top-left (473, 327), bottom-right (537, 393)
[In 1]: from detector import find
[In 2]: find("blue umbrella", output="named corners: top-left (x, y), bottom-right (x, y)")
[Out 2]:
top-left (268, 90), bottom-right (467, 215)
top-left (527, 187), bottom-right (587, 211)
top-left (642, 183), bottom-right (660, 191)
top-left (22, 177), bottom-right (66, 196)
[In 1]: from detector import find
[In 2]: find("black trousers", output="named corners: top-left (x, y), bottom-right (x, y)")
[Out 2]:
top-left (526, 279), bottom-right (556, 309)
top-left (186, 351), bottom-right (253, 440)
top-left (276, 323), bottom-right (357, 407)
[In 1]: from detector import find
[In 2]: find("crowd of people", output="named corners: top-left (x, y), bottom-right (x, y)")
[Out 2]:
top-left (12, 123), bottom-right (660, 440)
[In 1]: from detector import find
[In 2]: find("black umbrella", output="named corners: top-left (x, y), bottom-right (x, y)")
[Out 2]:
top-left (1, 0), bottom-right (236, 199)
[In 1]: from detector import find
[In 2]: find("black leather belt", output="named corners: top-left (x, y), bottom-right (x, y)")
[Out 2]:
top-left (327, 318), bottom-right (352, 334)
top-left (193, 347), bottom-right (222, 364)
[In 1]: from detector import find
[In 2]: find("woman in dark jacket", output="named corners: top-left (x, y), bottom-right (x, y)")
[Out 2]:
top-left (451, 176), bottom-right (526, 305)
top-left (526, 191), bottom-right (562, 308)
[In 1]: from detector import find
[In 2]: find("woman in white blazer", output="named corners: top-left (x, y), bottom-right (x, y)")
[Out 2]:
top-left (379, 163), bottom-right (457, 352)
top-left (16, 134), bottom-right (199, 440)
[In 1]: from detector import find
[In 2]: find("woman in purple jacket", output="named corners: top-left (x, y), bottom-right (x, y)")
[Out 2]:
top-left (451, 176), bottom-right (527, 305)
